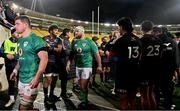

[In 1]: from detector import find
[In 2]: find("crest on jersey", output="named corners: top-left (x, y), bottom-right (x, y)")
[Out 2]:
top-left (24, 41), bottom-right (28, 47)
top-left (82, 43), bottom-right (87, 47)
top-left (77, 48), bottom-right (82, 53)
top-left (19, 48), bottom-right (23, 56)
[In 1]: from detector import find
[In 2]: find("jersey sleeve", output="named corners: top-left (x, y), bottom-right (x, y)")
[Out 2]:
top-left (112, 38), bottom-right (121, 53)
top-left (33, 36), bottom-right (46, 53)
top-left (87, 38), bottom-right (98, 54)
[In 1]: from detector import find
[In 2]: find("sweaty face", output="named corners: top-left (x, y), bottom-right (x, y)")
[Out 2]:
top-left (15, 20), bottom-right (27, 34)
top-left (74, 31), bottom-right (83, 38)
top-left (51, 29), bottom-right (59, 37)
top-left (102, 37), bottom-right (108, 43)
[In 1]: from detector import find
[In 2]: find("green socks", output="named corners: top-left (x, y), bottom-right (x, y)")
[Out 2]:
top-left (80, 89), bottom-right (88, 104)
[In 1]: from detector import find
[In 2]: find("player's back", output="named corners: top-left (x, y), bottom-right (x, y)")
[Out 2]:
top-left (140, 34), bottom-right (162, 81)
top-left (113, 33), bottom-right (141, 70)
top-left (140, 34), bottom-right (162, 67)
top-left (159, 34), bottom-right (180, 73)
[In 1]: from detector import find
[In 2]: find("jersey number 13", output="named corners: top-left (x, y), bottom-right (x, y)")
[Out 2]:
top-left (128, 46), bottom-right (139, 59)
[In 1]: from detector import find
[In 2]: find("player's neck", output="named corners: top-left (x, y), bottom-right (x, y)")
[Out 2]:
top-left (22, 29), bottom-right (31, 38)
top-left (121, 31), bottom-right (127, 36)
top-left (50, 34), bottom-right (56, 39)
top-left (76, 36), bottom-right (84, 39)
top-left (144, 31), bottom-right (152, 35)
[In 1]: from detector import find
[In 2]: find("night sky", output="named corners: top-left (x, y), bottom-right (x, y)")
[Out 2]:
top-left (13, 0), bottom-right (180, 24)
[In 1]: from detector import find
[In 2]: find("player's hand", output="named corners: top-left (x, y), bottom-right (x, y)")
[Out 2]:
top-left (7, 54), bottom-right (14, 60)
top-left (46, 43), bottom-right (51, 48)
top-left (3, 19), bottom-right (8, 24)
top-left (66, 65), bottom-right (70, 73)
top-left (29, 76), bottom-right (39, 88)
top-left (96, 66), bottom-right (102, 74)
top-left (10, 69), bottom-right (17, 81)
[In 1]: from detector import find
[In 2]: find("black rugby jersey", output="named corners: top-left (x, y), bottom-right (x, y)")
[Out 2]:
top-left (43, 36), bottom-right (61, 63)
top-left (140, 34), bottom-right (162, 68)
top-left (112, 33), bottom-right (142, 68)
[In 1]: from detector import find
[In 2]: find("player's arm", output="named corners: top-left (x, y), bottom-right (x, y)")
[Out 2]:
top-left (10, 60), bottom-right (20, 80)
top-left (66, 50), bottom-right (75, 72)
top-left (94, 51), bottom-right (102, 73)
top-left (30, 50), bottom-right (48, 88)
top-left (94, 51), bottom-right (102, 67)
top-left (92, 40), bottom-right (102, 73)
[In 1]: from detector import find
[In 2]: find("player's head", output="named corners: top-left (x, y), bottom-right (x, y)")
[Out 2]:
top-left (92, 36), bottom-right (99, 42)
top-left (161, 27), bottom-right (168, 34)
top-left (141, 20), bottom-right (154, 33)
top-left (48, 24), bottom-right (59, 36)
top-left (92, 36), bottom-right (99, 44)
top-left (117, 17), bottom-right (134, 34)
top-left (61, 28), bottom-right (71, 38)
top-left (175, 32), bottom-right (180, 39)
top-left (101, 36), bottom-right (108, 43)
top-left (15, 15), bottom-right (31, 33)
top-left (74, 26), bottom-right (84, 38)
top-left (152, 26), bottom-right (162, 36)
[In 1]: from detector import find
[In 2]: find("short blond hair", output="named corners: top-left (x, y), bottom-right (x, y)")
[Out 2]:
top-left (74, 26), bottom-right (84, 33)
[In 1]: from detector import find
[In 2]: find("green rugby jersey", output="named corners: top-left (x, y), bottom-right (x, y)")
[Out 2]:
top-left (18, 32), bottom-right (46, 83)
top-left (71, 37), bottom-right (98, 68)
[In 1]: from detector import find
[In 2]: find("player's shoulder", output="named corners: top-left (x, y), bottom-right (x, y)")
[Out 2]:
top-left (85, 37), bottom-right (93, 42)
top-left (42, 35), bottom-right (50, 40)
top-left (30, 33), bottom-right (44, 43)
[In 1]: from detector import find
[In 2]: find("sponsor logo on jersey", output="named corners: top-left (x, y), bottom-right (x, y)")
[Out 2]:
top-left (163, 43), bottom-right (171, 46)
top-left (19, 48), bottom-right (23, 56)
top-left (24, 41), bottom-right (28, 47)
top-left (82, 43), bottom-right (87, 47)
top-left (77, 48), bottom-right (82, 53)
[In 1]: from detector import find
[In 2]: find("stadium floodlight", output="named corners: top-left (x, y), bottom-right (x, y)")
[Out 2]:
top-left (112, 24), bottom-right (116, 26)
top-left (100, 23), bottom-right (104, 25)
top-left (77, 20), bottom-right (81, 23)
top-left (135, 25), bottom-right (140, 27)
top-left (56, 14), bottom-right (60, 17)
top-left (158, 25), bottom-right (163, 27)
top-left (104, 23), bottom-right (110, 27)
top-left (12, 3), bottom-right (18, 9)
top-left (85, 21), bottom-right (89, 24)
top-left (70, 19), bottom-right (74, 22)
top-left (166, 25), bottom-right (172, 27)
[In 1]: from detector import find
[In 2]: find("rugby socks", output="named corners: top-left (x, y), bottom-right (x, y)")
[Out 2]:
top-left (10, 95), bottom-right (15, 101)
top-left (80, 89), bottom-right (88, 104)
top-left (43, 87), bottom-right (48, 97)
top-left (100, 73), bottom-right (103, 82)
top-left (105, 72), bottom-right (108, 82)
top-left (50, 76), bottom-right (58, 96)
